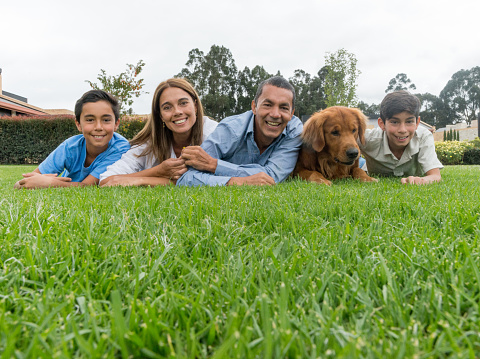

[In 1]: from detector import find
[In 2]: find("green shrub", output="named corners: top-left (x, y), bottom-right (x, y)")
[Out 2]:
top-left (117, 115), bottom-right (147, 140)
top-left (0, 115), bottom-right (146, 165)
top-left (470, 137), bottom-right (480, 148)
top-left (435, 140), bottom-right (474, 165)
top-left (0, 115), bottom-right (78, 164)
top-left (463, 148), bottom-right (480, 164)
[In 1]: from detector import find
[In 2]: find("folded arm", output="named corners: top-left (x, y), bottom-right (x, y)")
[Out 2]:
top-left (14, 170), bottom-right (98, 189)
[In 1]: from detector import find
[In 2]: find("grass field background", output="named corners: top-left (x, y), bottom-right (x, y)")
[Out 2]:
top-left (0, 165), bottom-right (479, 358)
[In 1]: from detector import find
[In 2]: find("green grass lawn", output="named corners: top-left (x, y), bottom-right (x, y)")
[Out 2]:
top-left (1, 165), bottom-right (479, 358)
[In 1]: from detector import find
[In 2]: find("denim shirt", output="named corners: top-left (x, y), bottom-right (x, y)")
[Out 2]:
top-left (177, 111), bottom-right (303, 186)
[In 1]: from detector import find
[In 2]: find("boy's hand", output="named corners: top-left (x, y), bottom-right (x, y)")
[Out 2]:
top-left (401, 176), bottom-right (427, 185)
top-left (14, 174), bottom-right (71, 189)
top-left (401, 169), bottom-right (441, 185)
top-left (401, 175), bottom-right (440, 185)
top-left (181, 146), bottom-right (217, 173)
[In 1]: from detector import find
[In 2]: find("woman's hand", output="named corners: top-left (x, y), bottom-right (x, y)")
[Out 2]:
top-left (156, 158), bottom-right (188, 180)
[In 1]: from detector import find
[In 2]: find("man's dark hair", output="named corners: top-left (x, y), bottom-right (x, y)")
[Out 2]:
top-left (380, 90), bottom-right (421, 122)
top-left (74, 90), bottom-right (120, 122)
top-left (254, 76), bottom-right (296, 109)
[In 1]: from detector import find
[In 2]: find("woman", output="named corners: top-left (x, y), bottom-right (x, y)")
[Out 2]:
top-left (99, 78), bottom-right (217, 186)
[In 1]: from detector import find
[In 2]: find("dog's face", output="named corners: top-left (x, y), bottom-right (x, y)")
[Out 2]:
top-left (302, 106), bottom-right (367, 166)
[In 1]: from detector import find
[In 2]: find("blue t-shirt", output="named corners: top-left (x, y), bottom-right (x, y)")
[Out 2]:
top-left (38, 133), bottom-right (130, 181)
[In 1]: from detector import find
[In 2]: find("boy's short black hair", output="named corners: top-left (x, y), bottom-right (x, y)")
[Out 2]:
top-left (380, 90), bottom-right (421, 122)
top-left (74, 90), bottom-right (120, 122)
top-left (254, 76), bottom-right (296, 109)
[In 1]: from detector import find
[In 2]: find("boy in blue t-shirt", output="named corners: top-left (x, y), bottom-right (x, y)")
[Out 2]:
top-left (14, 90), bottom-right (130, 189)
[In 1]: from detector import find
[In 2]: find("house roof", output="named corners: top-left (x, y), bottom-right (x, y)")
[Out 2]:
top-left (0, 98), bottom-right (48, 115)
top-left (0, 93), bottom-right (49, 115)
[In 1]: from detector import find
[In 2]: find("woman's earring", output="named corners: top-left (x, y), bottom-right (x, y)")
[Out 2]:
top-left (163, 121), bottom-right (165, 129)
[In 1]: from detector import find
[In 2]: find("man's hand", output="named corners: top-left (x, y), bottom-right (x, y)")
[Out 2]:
top-left (14, 173), bottom-right (71, 189)
top-left (181, 146), bottom-right (217, 173)
top-left (227, 172), bottom-right (276, 186)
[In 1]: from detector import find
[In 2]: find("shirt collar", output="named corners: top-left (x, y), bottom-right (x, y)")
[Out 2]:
top-left (247, 110), bottom-right (290, 139)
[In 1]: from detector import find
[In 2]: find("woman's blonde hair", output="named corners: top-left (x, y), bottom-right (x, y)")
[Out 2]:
top-left (130, 78), bottom-right (204, 162)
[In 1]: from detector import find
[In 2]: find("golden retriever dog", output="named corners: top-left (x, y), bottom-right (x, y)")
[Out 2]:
top-left (293, 106), bottom-right (377, 186)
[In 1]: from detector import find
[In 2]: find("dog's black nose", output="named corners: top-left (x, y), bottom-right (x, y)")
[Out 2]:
top-left (346, 148), bottom-right (359, 159)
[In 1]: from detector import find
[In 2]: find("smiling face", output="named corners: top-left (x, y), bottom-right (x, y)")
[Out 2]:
top-left (378, 111), bottom-right (420, 155)
top-left (76, 100), bottom-right (118, 155)
top-left (159, 87), bottom-right (197, 139)
top-left (251, 85), bottom-right (294, 151)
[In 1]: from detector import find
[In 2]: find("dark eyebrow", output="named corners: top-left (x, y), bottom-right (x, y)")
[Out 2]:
top-left (161, 97), bottom-right (191, 108)
top-left (390, 115), bottom-right (416, 121)
top-left (84, 113), bottom-right (113, 118)
top-left (262, 99), bottom-right (291, 108)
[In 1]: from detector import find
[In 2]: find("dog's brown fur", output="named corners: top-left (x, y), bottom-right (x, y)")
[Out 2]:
top-left (293, 106), bottom-right (377, 185)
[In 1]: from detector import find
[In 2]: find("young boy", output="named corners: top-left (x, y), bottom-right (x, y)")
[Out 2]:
top-left (14, 90), bottom-right (130, 189)
top-left (359, 90), bottom-right (443, 185)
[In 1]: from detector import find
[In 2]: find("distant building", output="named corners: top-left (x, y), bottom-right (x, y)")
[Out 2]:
top-left (433, 120), bottom-right (479, 141)
top-left (0, 69), bottom-right (73, 116)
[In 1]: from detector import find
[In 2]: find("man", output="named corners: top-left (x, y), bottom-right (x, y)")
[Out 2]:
top-left (177, 76), bottom-right (303, 186)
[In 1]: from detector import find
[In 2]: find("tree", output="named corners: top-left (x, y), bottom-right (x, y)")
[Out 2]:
top-left (417, 92), bottom-right (450, 129)
top-left (289, 67), bottom-right (328, 119)
top-left (385, 73), bottom-right (416, 93)
top-left (440, 66), bottom-right (480, 126)
top-left (324, 49), bottom-right (361, 107)
top-left (177, 45), bottom-right (238, 120)
top-left (86, 60), bottom-right (147, 115)
top-left (357, 101), bottom-right (380, 118)
top-left (236, 65), bottom-right (273, 114)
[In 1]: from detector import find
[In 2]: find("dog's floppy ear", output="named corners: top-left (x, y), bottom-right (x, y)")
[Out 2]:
top-left (352, 108), bottom-right (368, 145)
top-left (302, 111), bottom-right (326, 152)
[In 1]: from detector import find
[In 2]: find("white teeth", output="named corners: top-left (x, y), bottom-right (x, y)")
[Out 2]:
top-left (266, 121), bottom-right (280, 127)
top-left (173, 118), bottom-right (187, 125)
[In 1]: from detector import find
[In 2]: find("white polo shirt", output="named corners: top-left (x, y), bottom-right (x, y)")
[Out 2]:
top-left (359, 126), bottom-right (443, 177)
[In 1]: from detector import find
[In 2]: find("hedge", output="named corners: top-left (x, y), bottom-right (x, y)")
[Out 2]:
top-left (2, 115), bottom-right (480, 166)
top-left (463, 148), bottom-right (480, 165)
top-left (434, 140), bottom-right (480, 165)
top-left (0, 115), bottom-right (146, 165)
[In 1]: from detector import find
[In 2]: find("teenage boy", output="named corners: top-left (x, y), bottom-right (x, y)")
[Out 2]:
top-left (14, 90), bottom-right (130, 189)
top-left (177, 76), bottom-right (303, 186)
top-left (359, 90), bottom-right (443, 185)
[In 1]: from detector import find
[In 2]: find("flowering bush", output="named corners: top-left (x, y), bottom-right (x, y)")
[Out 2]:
top-left (435, 141), bottom-right (474, 165)
top-left (117, 115), bottom-right (147, 140)
top-left (469, 137), bottom-right (480, 148)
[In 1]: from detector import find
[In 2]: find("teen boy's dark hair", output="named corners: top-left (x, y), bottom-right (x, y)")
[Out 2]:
top-left (74, 90), bottom-right (120, 122)
top-left (380, 90), bottom-right (421, 122)
top-left (254, 76), bottom-right (296, 109)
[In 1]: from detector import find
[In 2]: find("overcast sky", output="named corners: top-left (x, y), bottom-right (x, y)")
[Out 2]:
top-left (2, 0), bottom-right (479, 115)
